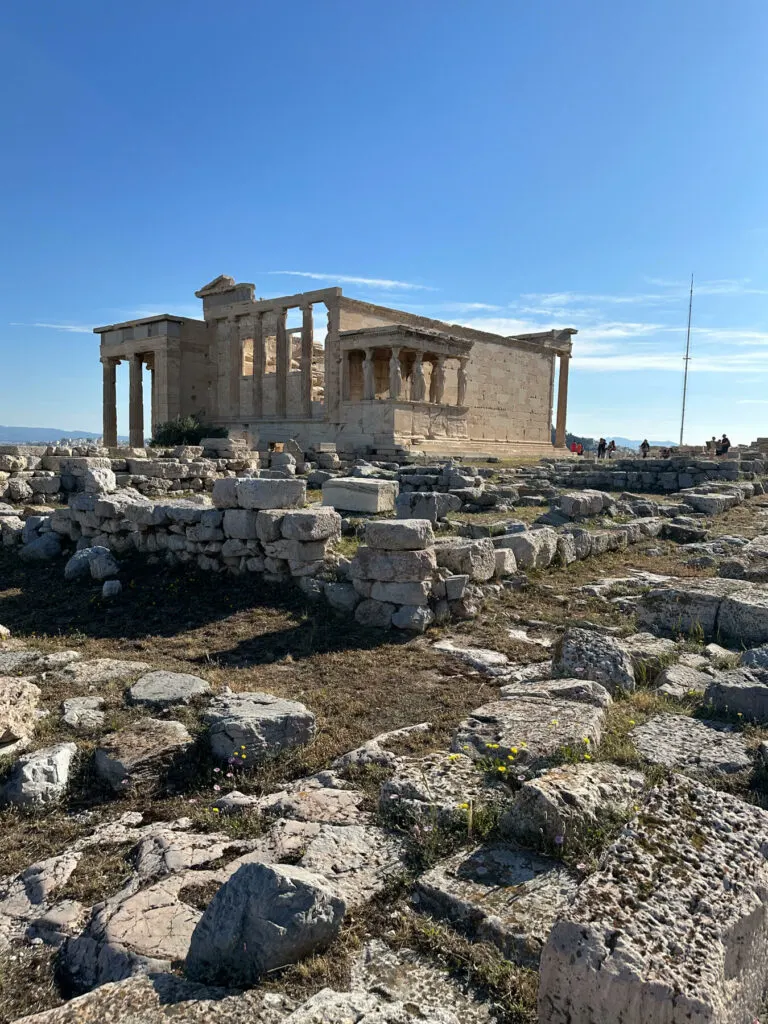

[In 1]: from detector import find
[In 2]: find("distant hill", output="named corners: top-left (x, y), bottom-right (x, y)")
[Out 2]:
top-left (609, 436), bottom-right (678, 450)
top-left (0, 425), bottom-right (104, 443)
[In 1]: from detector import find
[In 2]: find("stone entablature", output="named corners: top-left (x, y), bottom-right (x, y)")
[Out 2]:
top-left (94, 275), bottom-right (576, 457)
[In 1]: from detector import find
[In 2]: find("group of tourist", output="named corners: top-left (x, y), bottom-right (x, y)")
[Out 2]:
top-left (596, 438), bottom-right (617, 459)
top-left (709, 434), bottom-right (732, 456)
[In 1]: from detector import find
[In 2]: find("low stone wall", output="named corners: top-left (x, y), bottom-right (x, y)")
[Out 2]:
top-left (539, 454), bottom-right (766, 493)
top-left (0, 443), bottom-right (260, 505)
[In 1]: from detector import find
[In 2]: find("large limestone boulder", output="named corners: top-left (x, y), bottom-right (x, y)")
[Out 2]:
top-left (204, 691), bottom-right (316, 762)
top-left (496, 528), bottom-right (558, 569)
top-left (618, 632), bottom-right (679, 681)
top-left (395, 491), bottom-right (462, 522)
top-left (452, 695), bottom-right (607, 768)
top-left (538, 776), bottom-right (768, 1023)
top-left (236, 477), bottom-right (307, 509)
top-left (281, 508), bottom-right (341, 542)
top-left (415, 844), bottom-right (578, 967)
top-left (19, 533), bottom-right (61, 562)
top-left (552, 628), bottom-right (635, 694)
top-left (62, 696), bottom-right (105, 731)
top-left (500, 762), bottom-right (645, 850)
top-left (631, 714), bottom-right (751, 776)
top-left (0, 676), bottom-right (41, 756)
top-left (349, 546), bottom-right (436, 582)
top-left (128, 671), bottom-right (211, 708)
top-left (654, 663), bottom-right (712, 698)
top-left (94, 718), bottom-right (192, 791)
top-left (0, 742), bottom-right (77, 806)
top-left (185, 861), bottom-right (345, 985)
top-left (365, 518), bottom-right (433, 550)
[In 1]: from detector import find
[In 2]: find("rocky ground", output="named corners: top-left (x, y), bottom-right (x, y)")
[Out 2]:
top-left (2, 494), bottom-right (768, 1022)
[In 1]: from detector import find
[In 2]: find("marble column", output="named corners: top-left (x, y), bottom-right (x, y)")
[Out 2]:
top-left (429, 355), bottom-right (446, 404)
top-left (363, 348), bottom-right (375, 400)
top-left (325, 302), bottom-right (341, 420)
top-left (252, 312), bottom-right (265, 418)
top-left (275, 306), bottom-right (289, 418)
top-left (457, 357), bottom-right (469, 407)
top-left (102, 357), bottom-right (118, 448)
top-left (389, 347), bottom-right (402, 400)
top-left (229, 317), bottom-right (241, 419)
top-left (555, 352), bottom-right (570, 448)
top-left (410, 352), bottom-right (426, 402)
top-left (300, 304), bottom-right (314, 417)
top-left (129, 354), bottom-right (144, 447)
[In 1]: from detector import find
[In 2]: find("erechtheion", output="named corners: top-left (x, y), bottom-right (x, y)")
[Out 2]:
top-left (95, 275), bottom-right (576, 457)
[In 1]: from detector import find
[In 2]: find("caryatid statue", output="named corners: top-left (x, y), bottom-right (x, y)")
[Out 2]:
top-left (429, 355), bottom-right (446, 404)
top-left (363, 348), bottom-right (375, 399)
top-left (410, 352), bottom-right (426, 401)
top-left (389, 347), bottom-right (402, 400)
top-left (457, 357), bottom-right (469, 406)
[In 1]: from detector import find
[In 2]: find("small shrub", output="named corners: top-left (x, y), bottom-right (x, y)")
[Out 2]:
top-left (149, 415), bottom-right (227, 447)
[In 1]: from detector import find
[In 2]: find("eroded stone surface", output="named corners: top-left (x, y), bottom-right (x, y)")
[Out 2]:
top-left (0, 676), bottom-right (41, 755)
top-left (415, 844), bottom-right (578, 966)
top-left (501, 762), bottom-right (645, 850)
top-left (298, 824), bottom-right (408, 908)
top-left (631, 714), bottom-right (752, 775)
top-left (59, 658), bottom-right (151, 685)
top-left (1, 742), bottom-right (78, 806)
top-left (129, 671), bottom-right (211, 708)
top-left (552, 628), bottom-right (635, 694)
top-left (204, 691), bottom-right (316, 762)
top-left (453, 697), bottom-right (606, 768)
top-left (538, 776), bottom-right (768, 1023)
top-left (380, 752), bottom-right (499, 824)
top-left (95, 718), bottom-right (192, 791)
top-left (257, 772), bottom-right (369, 825)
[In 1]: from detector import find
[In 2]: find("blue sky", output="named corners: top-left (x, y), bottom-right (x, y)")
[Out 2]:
top-left (1, 0), bottom-right (767, 443)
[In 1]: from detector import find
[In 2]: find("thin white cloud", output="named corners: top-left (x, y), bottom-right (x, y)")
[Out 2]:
top-left (737, 399), bottom-right (768, 405)
top-left (10, 322), bottom-right (93, 334)
top-left (266, 271), bottom-right (436, 291)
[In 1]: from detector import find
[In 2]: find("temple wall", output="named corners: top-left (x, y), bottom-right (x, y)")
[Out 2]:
top-left (466, 342), bottom-right (554, 443)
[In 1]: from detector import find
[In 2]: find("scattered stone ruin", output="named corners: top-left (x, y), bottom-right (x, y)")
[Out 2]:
top-left (96, 275), bottom-right (576, 458)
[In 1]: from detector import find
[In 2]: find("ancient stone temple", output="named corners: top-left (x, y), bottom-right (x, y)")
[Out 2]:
top-left (95, 276), bottom-right (575, 456)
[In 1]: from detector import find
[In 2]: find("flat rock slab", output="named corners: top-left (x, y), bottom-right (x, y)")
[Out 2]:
top-left (94, 718), bottom-right (192, 791)
top-left (61, 696), bottom-right (105, 731)
top-left (415, 844), bottom-right (578, 967)
top-left (204, 691), bottom-right (316, 762)
top-left (128, 671), bottom-right (211, 708)
top-left (285, 988), bottom-right (459, 1024)
top-left (59, 658), bottom-right (151, 685)
top-left (380, 752), bottom-right (500, 825)
top-left (655, 663), bottom-right (713, 699)
top-left (538, 775), bottom-right (768, 1023)
top-left (351, 939), bottom-right (495, 1024)
top-left (8, 972), bottom-right (293, 1024)
top-left (298, 823), bottom-right (408, 908)
top-left (501, 762), bottom-right (645, 851)
top-left (631, 714), bottom-right (752, 775)
top-left (257, 772), bottom-right (369, 825)
top-left (499, 678), bottom-right (612, 709)
top-left (432, 639), bottom-right (510, 676)
top-left (452, 696), bottom-right (607, 768)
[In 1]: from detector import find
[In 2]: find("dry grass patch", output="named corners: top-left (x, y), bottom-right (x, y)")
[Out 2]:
top-left (0, 945), bottom-right (62, 1024)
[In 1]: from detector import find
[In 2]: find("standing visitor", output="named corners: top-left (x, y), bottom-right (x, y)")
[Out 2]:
top-left (607, 440), bottom-right (617, 459)
top-left (640, 439), bottom-right (650, 458)
top-left (597, 437), bottom-right (606, 459)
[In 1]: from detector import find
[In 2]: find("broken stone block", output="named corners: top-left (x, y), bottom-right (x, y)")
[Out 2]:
top-left (58, 658), bottom-right (151, 685)
top-left (631, 714), bottom-right (751, 775)
top-left (498, 678), bottom-right (612, 709)
top-left (655, 663), bottom-right (712, 698)
top-left (496, 528), bottom-right (558, 570)
top-left (500, 762), bottom-right (644, 850)
top-left (494, 548), bottom-right (518, 576)
top-left (552, 628), bottom-right (636, 695)
top-left (354, 598), bottom-right (395, 629)
top-left (742, 643), bottom-right (768, 669)
top-left (432, 639), bottom-right (509, 676)
top-left (323, 478), bottom-right (398, 513)
top-left (452, 696), bottom-right (606, 768)
top-left (391, 604), bottom-right (435, 632)
top-left (0, 741), bottom-right (77, 807)
top-left (19, 532), bottom-right (61, 562)
top-left (434, 539), bottom-right (496, 582)
top-left (298, 823), bottom-right (408, 908)
top-left (618, 632), bottom-right (679, 681)
top-left (365, 518), bottom-right (433, 550)
top-left (324, 581), bottom-right (359, 612)
top-left (415, 844), bottom-right (578, 966)
top-left (704, 667), bottom-right (768, 722)
top-left (237, 477), bottom-right (307, 510)
top-left (281, 508), bottom-right (341, 542)
top-left (95, 718), bottom-right (192, 791)
top-left (0, 676), bottom-right (41, 756)
top-left (349, 546), bottom-right (436, 582)
top-left (538, 776), bottom-right (768, 1024)
top-left (186, 861), bottom-right (345, 985)
top-left (128, 670), bottom-right (211, 708)
top-left (380, 752), bottom-right (497, 825)
top-left (204, 692), bottom-right (316, 763)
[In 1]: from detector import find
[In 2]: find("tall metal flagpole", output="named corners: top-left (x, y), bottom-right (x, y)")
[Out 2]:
top-left (679, 273), bottom-right (694, 446)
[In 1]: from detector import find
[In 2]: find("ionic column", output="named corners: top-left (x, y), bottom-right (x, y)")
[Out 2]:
top-left (362, 348), bottom-right (375, 400)
top-left (229, 317), bottom-right (242, 419)
top-left (275, 306), bottom-right (289, 418)
top-left (252, 312), bottom-right (265, 418)
top-left (555, 352), bottom-right (570, 448)
top-left (410, 352), bottom-right (426, 402)
top-left (389, 347), bottom-right (402, 400)
top-left (129, 354), bottom-right (145, 447)
top-left (457, 357), bottom-right (469, 407)
top-left (429, 355), bottom-right (446, 404)
top-left (102, 357), bottom-right (118, 448)
top-left (300, 304), bottom-right (313, 417)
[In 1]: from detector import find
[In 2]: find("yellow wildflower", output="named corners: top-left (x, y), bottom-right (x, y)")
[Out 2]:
top-left (497, 766), bottom-right (507, 772)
